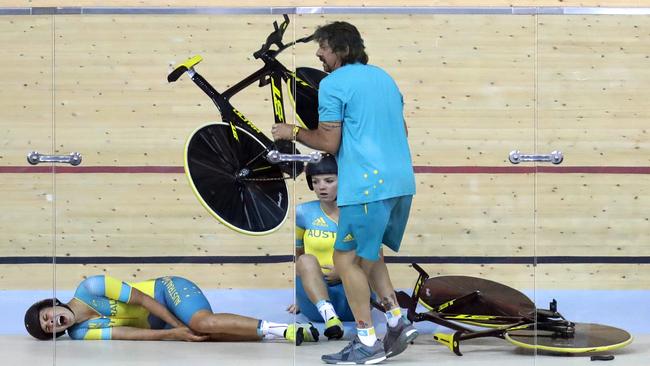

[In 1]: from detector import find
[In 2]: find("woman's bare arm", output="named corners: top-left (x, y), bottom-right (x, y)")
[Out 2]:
top-left (110, 326), bottom-right (208, 341)
top-left (128, 288), bottom-right (184, 328)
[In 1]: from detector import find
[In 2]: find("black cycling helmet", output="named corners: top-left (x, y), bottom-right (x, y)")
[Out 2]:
top-left (305, 153), bottom-right (338, 190)
top-left (24, 298), bottom-right (69, 340)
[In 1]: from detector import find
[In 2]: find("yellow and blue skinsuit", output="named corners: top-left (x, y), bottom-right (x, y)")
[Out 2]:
top-left (296, 201), bottom-right (338, 273)
top-left (295, 200), bottom-right (353, 321)
top-left (68, 275), bottom-right (211, 340)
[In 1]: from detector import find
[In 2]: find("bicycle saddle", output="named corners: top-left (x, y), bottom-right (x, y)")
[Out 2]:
top-left (168, 55), bottom-right (203, 83)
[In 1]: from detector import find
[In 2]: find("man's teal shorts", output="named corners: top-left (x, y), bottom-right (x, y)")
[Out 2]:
top-left (334, 195), bottom-right (413, 261)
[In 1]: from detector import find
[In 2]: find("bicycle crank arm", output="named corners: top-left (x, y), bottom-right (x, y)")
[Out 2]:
top-left (266, 150), bottom-right (322, 164)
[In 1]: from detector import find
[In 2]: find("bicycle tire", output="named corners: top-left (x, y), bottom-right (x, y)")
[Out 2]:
top-left (287, 67), bottom-right (327, 130)
top-left (504, 322), bottom-right (633, 353)
top-left (184, 122), bottom-right (289, 235)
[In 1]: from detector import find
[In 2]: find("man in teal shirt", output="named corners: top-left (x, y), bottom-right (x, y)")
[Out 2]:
top-left (272, 21), bottom-right (418, 364)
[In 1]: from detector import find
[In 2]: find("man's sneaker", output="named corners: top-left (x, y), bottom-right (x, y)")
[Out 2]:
top-left (324, 317), bottom-right (344, 340)
top-left (383, 317), bottom-right (419, 358)
top-left (285, 323), bottom-right (319, 346)
top-left (321, 336), bottom-right (386, 365)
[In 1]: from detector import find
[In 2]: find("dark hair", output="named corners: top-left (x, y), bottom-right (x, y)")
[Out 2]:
top-left (305, 153), bottom-right (338, 191)
top-left (314, 21), bottom-right (368, 65)
top-left (24, 298), bottom-right (68, 340)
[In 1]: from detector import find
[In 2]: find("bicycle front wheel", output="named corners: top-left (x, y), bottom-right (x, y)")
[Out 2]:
top-left (505, 322), bottom-right (632, 353)
top-left (184, 122), bottom-right (289, 235)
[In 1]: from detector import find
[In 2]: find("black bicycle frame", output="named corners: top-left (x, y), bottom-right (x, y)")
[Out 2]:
top-left (188, 55), bottom-right (292, 150)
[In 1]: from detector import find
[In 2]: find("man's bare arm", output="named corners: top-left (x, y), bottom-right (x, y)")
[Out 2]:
top-left (298, 122), bottom-right (341, 154)
top-left (271, 122), bottom-right (341, 154)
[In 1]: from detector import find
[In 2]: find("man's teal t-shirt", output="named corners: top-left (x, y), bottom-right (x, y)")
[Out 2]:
top-left (318, 63), bottom-right (415, 206)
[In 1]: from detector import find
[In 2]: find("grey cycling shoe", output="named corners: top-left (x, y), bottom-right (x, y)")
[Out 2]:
top-left (383, 317), bottom-right (419, 358)
top-left (321, 336), bottom-right (386, 365)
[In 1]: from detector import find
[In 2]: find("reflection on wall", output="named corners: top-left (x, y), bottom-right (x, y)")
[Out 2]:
top-left (0, 13), bottom-right (648, 295)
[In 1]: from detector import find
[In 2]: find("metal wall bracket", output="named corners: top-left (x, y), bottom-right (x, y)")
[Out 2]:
top-left (27, 151), bottom-right (82, 166)
top-left (509, 150), bottom-right (563, 164)
top-left (266, 150), bottom-right (322, 164)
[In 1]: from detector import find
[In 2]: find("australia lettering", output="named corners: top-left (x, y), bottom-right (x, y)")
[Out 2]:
top-left (163, 277), bottom-right (181, 306)
top-left (109, 300), bottom-right (118, 316)
top-left (306, 229), bottom-right (336, 239)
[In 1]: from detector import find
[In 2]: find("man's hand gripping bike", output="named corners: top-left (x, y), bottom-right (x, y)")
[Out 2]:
top-left (168, 15), bottom-right (326, 236)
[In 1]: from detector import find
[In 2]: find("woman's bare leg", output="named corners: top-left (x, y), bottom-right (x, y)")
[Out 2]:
top-left (296, 254), bottom-right (329, 303)
top-left (207, 333), bottom-right (263, 341)
top-left (189, 310), bottom-right (262, 339)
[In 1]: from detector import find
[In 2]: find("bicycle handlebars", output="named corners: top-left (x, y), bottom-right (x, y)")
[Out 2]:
top-left (253, 15), bottom-right (315, 60)
top-left (253, 14), bottom-right (289, 59)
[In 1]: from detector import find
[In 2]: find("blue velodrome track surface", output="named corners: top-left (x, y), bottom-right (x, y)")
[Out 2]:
top-left (2, 288), bottom-right (648, 336)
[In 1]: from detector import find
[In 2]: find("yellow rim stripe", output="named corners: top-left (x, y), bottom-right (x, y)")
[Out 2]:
top-left (504, 333), bottom-right (633, 353)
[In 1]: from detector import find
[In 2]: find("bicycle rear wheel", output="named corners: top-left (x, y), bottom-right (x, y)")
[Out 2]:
top-left (419, 276), bottom-right (536, 324)
top-left (184, 122), bottom-right (289, 235)
top-left (505, 322), bottom-right (633, 353)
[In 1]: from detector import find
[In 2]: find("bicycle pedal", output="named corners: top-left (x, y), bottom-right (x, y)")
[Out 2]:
top-left (590, 355), bottom-right (615, 361)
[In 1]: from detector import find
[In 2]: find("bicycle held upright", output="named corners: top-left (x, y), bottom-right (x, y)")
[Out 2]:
top-left (168, 15), bottom-right (327, 236)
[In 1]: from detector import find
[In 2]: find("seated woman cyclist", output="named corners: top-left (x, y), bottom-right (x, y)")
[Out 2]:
top-left (24, 274), bottom-right (318, 344)
top-left (290, 153), bottom-right (353, 340)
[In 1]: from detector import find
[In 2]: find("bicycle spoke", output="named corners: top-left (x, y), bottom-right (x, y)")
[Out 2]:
top-left (193, 134), bottom-right (234, 174)
top-left (206, 128), bottom-right (239, 171)
top-left (237, 129), bottom-right (271, 170)
top-left (240, 183), bottom-right (286, 230)
top-left (189, 156), bottom-right (235, 178)
top-left (243, 148), bottom-right (270, 170)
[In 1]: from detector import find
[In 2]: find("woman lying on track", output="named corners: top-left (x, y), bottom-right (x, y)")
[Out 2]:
top-left (24, 274), bottom-right (318, 344)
